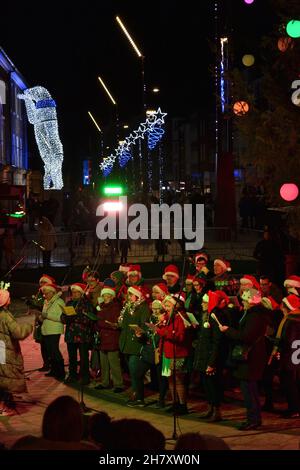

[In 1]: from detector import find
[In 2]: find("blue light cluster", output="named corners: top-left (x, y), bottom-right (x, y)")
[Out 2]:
top-left (118, 147), bottom-right (132, 168)
top-left (36, 99), bottom-right (56, 109)
top-left (147, 123), bottom-right (165, 150)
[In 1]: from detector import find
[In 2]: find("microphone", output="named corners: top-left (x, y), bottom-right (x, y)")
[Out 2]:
top-left (31, 240), bottom-right (45, 251)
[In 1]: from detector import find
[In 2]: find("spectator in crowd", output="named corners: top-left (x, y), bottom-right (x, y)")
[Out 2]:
top-left (11, 396), bottom-right (97, 450)
top-left (38, 217), bottom-right (57, 268)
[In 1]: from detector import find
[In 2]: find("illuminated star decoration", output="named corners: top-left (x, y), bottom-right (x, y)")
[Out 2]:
top-left (99, 107), bottom-right (167, 175)
top-left (18, 86), bottom-right (64, 190)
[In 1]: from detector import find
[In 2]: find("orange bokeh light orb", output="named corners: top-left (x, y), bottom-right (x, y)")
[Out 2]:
top-left (233, 101), bottom-right (249, 116)
top-left (278, 36), bottom-right (294, 52)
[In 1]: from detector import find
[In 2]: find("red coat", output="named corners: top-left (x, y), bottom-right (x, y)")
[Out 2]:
top-left (156, 312), bottom-right (192, 359)
top-left (96, 300), bottom-right (121, 351)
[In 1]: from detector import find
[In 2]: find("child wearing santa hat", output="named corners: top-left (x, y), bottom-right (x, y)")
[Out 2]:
top-left (94, 284), bottom-right (124, 393)
top-left (61, 283), bottom-right (96, 385)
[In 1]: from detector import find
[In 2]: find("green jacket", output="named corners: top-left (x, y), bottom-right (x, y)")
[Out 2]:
top-left (119, 300), bottom-right (150, 355)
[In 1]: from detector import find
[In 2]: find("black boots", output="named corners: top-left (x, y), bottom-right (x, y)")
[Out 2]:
top-left (199, 405), bottom-right (222, 422)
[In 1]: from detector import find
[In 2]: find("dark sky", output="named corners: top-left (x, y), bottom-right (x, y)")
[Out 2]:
top-left (1, 0), bottom-right (271, 182)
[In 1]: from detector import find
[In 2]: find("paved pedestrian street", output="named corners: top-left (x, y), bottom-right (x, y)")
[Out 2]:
top-left (1, 310), bottom-right (300, 451)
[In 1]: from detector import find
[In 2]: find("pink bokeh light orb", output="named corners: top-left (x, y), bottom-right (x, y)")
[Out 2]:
top-left (244, 0), bottom-right (254, 4)
top-left (280, 183), bottom-right (299, 202)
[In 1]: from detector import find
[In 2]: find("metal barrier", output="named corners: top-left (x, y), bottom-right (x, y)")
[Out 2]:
top-left (6, 227), bottom-right (260, 269)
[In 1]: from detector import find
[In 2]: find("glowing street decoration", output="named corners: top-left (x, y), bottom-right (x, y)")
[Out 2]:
top-left (286, 20), bottom-right (300, 39)
top-left (103, 186), bottom-right (124, 195)
top-left (103, 201), bottom-right (123, 211)
top-left (100, 107), bottom-right (167, 175)
top-left (18, 86), bottom-right (64, 189)
top-left (280, 183), bottom-right (299, 202)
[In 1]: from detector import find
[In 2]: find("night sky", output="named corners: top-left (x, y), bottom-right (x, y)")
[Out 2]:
top-left (1, 0), bottom-right (273, 185)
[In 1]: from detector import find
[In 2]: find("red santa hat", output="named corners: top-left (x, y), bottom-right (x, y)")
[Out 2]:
top-left (214, 258), bottom-right (231, 272)
top-left (152, 283), bottom-right (169, 297)
top-left (71, 283), bottom-right (87, 295)
top-left (101, 286), bottom-right (116, 297)
top-left (163, 264), bottom-right (179, 280)
top-left (40, 283), bottom-right (59, 294)
top-left (185, 274), bottom-right (195, 284)
top-left (284, 275), bottom-right (300, 294)
top-left (127, 265), bottom-right (142, 278)
top-left (0, 289), bottom-right (10, 307)
top-left (282, 294), bottom-right (300, 311)
top-left (162, 293), bottom-right (185, 306)
top-left (208, 291), bottom-right (220, 313)
top-left (172, 292), bottom-right (186, 303)
top-left (119, 264), bottom-right (130, 273)
top-left (128, 285), bottom-right (144, 300)
top-left (39, 274), bottom-right (56, 285)
top-left (215, 290), bottom-right (230, 308)
top-left (240, 274), bottom-right (260, 291)
top-left (195, 252), bottom-right (208, 263)
top-left (261, 296), bottom-right (279, 310)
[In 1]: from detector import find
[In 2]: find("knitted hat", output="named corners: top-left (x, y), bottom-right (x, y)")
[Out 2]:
top-left (103, 278), bottom-right (116, 288)
top-left (71, 283), bottom-right (87, 294)
top-left (240, 274), bottom-right (260, 291)
top-left (110, 271), bottom-right (125, 284)
top-left (87, 271), bottom-right (100, 281)
top-left (241, 288), bottom-right (261, 305)
top-left (39, 274), bottom-right (56, 285)
top-left (101, 286), bottom-right (116, 297)
top-left (214, 258), bottom-right (231, 272)
top-left (40, 283), bottom-right (59, 294)
top-left (128, 285), bottom-right (144, 300)
top-left (152, 283), bottom-right (168, 297)
top-left (163, 264), bottom-right (179, 280)
top-left (284, 275), bottom-right (300, 294)
top-left (152, 300), bottom-right (163, 310)
top-left (0, 289), bottom-right (10, 307)
top-left (185, 275), bottom-right (195, 284)
top-left (127, 265), bottom-right (141, 278)
top-left (195, 252), bottom-right (208, 263)
top-left (282, 294), bottom-right (300, 311)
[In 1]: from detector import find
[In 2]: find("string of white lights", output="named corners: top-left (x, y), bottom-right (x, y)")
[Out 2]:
top-left (18, 86), bottom-right (64, 190)
top-left (100, 107), bottom-right (167, 176)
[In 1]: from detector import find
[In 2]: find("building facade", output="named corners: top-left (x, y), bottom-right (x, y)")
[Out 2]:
top-left (0, 47), bottom-right (28, 186)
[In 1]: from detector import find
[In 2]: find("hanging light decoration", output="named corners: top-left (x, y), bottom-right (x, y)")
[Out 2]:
top-left (99, 107), bottom-right (167, 175)
top-left (18, 86), bottom-right (64, 190)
